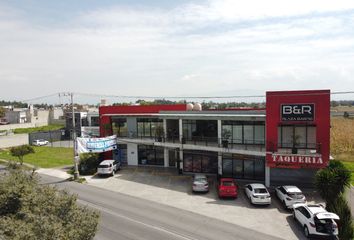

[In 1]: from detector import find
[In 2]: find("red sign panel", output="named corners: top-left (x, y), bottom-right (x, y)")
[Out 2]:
top-left (266, 153), bottom-right (325, 169)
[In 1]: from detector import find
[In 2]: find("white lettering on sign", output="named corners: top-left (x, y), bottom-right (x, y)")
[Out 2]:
top-left (272, 154), bottom-right (323, 165)
top-left (282, 105), bottom-right (312, 115)
top-left (281, 104), bottom-right (315, 121)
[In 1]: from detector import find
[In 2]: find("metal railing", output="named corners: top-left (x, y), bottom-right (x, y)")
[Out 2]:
top-left (117, 131), bottom-right (266, 151)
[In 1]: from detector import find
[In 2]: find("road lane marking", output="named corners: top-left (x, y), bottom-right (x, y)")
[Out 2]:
top-left (78, 199), bottom-right (200, 240)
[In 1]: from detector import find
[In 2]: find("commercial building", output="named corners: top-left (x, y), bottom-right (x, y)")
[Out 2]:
top-left (99, 90), bottom-right (330, 186)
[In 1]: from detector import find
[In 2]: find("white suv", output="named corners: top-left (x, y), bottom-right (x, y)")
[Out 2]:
top-left (97, 159), bottom-right (121, 177)
top-left (275, 185), bottom-right (306, 208)
top-left (293, 203), bottom-right (339, 238)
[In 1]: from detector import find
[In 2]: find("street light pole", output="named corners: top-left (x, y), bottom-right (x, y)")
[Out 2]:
top-left (71, 92), bottom-right (79, 180)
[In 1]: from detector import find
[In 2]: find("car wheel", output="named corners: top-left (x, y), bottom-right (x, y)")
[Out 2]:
top-left (111, 171), bottom-right (115, 177)
top-left (303, 225), bottom-right (310, 238)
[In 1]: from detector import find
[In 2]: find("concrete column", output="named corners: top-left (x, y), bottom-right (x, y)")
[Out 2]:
top-left (179, 149), bottom-right (183, 171)
top-left (179, 118), bottom-right (183, 142)
top-left (265, 166), bottom-right (270, 187)
top-left (163, 119), bottom-right (167, 139)
top-left (127, 143), bottom-right (138, 166)
top-left (127, 117), bottom-right (137, 137)
top-left (217, 119), bottom-right (222, 146)
top-left (218, 153), bottom-right (222, 176)
top-left (164, 148), bottom-right (169, 167)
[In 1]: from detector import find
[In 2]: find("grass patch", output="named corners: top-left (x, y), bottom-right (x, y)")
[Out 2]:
top-left (13, 124), bottom-right (65, 134)
top-left (0, 146), bottom-right (73, 168)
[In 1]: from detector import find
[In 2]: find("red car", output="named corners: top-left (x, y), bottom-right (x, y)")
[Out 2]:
top-left (218, 178), bottom-right (238, 198)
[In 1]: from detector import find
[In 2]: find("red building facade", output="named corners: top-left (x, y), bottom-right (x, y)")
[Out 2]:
top-left (266, 90), bottom-right (330, 169)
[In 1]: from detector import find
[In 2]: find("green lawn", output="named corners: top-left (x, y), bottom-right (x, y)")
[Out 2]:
top-left (14, 124), bottom-right (65, 134)
top-left (0, 146), bottom-right (73, 168)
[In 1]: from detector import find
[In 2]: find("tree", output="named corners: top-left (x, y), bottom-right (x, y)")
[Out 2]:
top-left (10, 145), bottom-right (35, 165)
top-left (315, 160), bottom-right (353, 239)
top-left (0, 106), bottom-right (5, 118)
top-left (0, 170), bottom-right (99, 240)
top-left (330, 195), bottom-right (354, 240)
top-left (315, 160), bottom-right (350, 209)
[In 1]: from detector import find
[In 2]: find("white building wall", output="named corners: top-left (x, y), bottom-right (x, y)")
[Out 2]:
top-left (127, 143), bottom-right (138, 165)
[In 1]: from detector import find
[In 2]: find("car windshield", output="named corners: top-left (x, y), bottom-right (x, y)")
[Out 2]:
top-left (222, 181), bottom-right (234, 186)
top-left (99, 164), bottom-right (110, 168)
top-left (254, 188), bottom-right (267, 194)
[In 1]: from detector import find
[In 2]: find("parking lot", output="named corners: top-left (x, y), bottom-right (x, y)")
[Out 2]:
top-left (84, 166), bottom-right (325, 240)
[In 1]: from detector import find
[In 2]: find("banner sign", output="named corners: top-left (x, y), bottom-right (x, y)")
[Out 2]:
top-left (266, 153), bottom-right (325, 169)
top-left (77, 135), bottom-right (117, 153)
top-left (281, 104), bottom-right (314, 121)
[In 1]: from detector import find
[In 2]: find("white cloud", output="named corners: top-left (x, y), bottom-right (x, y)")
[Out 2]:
top-left (0, 1), bottom-right (354, 101)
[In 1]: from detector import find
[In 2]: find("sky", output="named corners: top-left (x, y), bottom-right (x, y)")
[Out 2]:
top-left (1, 0), bottom-right (354, 104)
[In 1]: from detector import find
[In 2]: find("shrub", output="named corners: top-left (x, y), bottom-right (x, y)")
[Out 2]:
top-left (329, 195), bottom-right (354, 240)
top-left (79, 153), bottom-right (100, 175)
top-left (0, 170), bottom-right (99, 240)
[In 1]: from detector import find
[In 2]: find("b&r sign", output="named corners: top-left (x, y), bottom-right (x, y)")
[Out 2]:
top-left (281, 104), bottom-right (314, 121)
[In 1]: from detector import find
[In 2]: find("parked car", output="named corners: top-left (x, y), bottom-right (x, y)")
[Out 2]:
top-left (293, 203), bottom-right (339, 238)
top-left (217, 178), bottom-right (238, 198)
top-left (97, 159), bottom-right (121, 177)
top-left (244, 183), bottom-right (271, 205)
top-left (192, 174), bottom-right (209, 193)
top-left (32, 139), bottom-right (49, 146)
top-left (0, 119), bottom-right (9, 125)
top-left (275, 185), bottom-right (306, 208)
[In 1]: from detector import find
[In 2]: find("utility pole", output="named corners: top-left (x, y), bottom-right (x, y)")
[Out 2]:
top-left (70, 92), bottom-right (79, 180)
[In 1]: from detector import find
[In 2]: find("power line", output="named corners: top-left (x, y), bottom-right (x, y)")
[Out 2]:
top-left (19, 90), bottom-right (354, 103)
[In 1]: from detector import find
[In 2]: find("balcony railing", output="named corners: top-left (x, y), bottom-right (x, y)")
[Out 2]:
top-left (116, 132), bottom-right (265, 151)
top-left (268, 142), bottom-right (322, 154)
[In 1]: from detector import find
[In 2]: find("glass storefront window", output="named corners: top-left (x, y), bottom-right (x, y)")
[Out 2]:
top-left (278, 125), bottom-right (317, 149)
top-left (193, 155), bottom-right (202, 172)
top-left (233, 160), bottom-right (243, 178)
top-left (137, 118), bottom-right (163, 138)
top-left (112, 118), bottom-right (127, 137)
top-left (221, 121), bottom-right (264, 145)
top-left (222, 158), bottom-right (233, 177)
top-left (183, 155), bottom-right (193, 172)
top-left (280, 126), bottom-right (293, 148)
top-left (91, 116), bottom-right (99, 127)
top-left (243, 126), bottom-right (254, 144)
top-left (254, 125), bottom-right (265, 144)
top-left (138, 145), bottom-right (164, 165)
top-left (232, 125), bottom-right (243, 144)
top-left (294, 126), bottom-right (306, 148)
top-left (222, 154), bottom-right (265, 180)
top-left (183, 151), bottom-right (218, 173)
top-left (307, 127), bottom-right (316, 148)
top-left (222, 125), bottom-right (232, 140)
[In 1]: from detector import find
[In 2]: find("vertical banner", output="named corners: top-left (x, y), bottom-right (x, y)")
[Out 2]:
top-left (77, 135), bottom-right (117, 154)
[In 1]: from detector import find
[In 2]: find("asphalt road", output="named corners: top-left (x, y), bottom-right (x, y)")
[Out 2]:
top-left (39, 174), bottom-right (283, 240)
